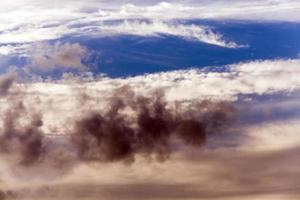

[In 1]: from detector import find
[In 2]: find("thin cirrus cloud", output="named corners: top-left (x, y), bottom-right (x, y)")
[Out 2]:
top-left (91, 20), bottom-right (242, 48)
top-left (0, 44), bottom-right (30, 56)
top-left (1, 0), bottom-right (300, 53)
top-left (0, 20), bottom-right (242, 49)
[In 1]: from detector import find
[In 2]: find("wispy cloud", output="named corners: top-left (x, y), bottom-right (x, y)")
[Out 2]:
top-left (0, 19), bottom-right (240, 49)
top-left (92, 20), bottom-right (242, 48)
top-left (1, 0), bottom-right (299, 51)
top-left (0, 44), bottom-right (30, 56)
top-left (99, 58), bottom-right (300, 101)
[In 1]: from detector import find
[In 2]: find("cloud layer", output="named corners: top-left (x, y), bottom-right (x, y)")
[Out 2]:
top-left (0, 58), bottom-right (300, 199)
top-left (0, 1), bottom-right (300, 197)
top-left (1, 0), bottom-right (299, 53)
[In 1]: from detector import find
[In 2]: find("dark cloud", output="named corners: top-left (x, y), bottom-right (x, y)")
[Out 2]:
top-left (1, 74), bottom-right (300, 200)
top-left (0, 102), bottom-right (44, 166)
top-left (0, 191), bottom-right (4, 200)
top-left (0, 78), bottom-right (235, 172)
top-left (0, 73), bottom-right (15, 97)
top-left (71, 87), bottom-right (236, 163)
top-left (7, 73), bottom-right (300, 200)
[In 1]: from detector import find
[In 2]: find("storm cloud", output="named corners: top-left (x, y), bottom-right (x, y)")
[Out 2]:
top-left (0, 77), bottom-right (236, 175)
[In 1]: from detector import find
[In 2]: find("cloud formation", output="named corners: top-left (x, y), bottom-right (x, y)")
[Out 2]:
top-left (0, 58), bottom-right (300, 199)
top-left (0, 2), bottom-right (299, 199)
top-left (0, 19), bottom-right (239, 49)
top-left (95, 58), bottom-right (300, 101)
top-left (0, 81), bottom-right (235, 165)
top-left (1, 0), bottom-right (299, 51)
top-left (95, 20), bottom-right (242, 48)
top-left (25, 42), bottom-right (88, 73)
top-left (0, 73), bottom-right (15, 96)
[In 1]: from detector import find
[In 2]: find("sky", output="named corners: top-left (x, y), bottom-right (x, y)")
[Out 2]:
top-left (0, 0), bottom-right (300, 200)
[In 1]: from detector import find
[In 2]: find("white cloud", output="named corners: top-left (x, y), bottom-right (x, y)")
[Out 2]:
top-left (0, 0), bottom-right (298, 50)
top-left (99, 58), bottom-right (300, 101)
top-left (2, 0), bottom-right (300, 22)
top-left (243, 119), bottom-right (300, 151)
top-left (0, 17), bottom-right (240, 48)
top-left (93, 20), bottom-right (242, 48)
top-left (16, 58), bottom-right (300, 101)
top-left (0, 44), bottom-right (30, 56)
top-left (3, 58), bottom-right (295, 135)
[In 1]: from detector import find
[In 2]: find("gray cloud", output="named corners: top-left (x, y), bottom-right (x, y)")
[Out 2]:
top-left (5, 145), bottom-right (300, 200)
top-left (26, 42), bottom-right (88, 73)
top-left (0, 58), bottom-right (300, 199)
top-left (0, 76), bottom-right (236, 184)
top-left (0, 73), bottom-right (15, 97)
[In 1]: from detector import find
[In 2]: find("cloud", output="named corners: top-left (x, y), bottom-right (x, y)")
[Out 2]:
top-left (97, 58), bottom-right (300, 101)
top-left (0, 73), bottom-right (15, 96)
top-left (0, 81), bottom-right (236, 166)
top-left (0, 2), bottom-right (299, 198)
top-left (3, 0), bottom-right (300, 21)
top-left (98, 0), bottom-right (300, 22)
top-left (26, 42), bottom-right (88, 73)
top-left (0, 58), bottom-right (300, 199)
top-left (1, 0), bottom-right (299, 51)
top-left (0, 58), bottom-right (294, 141)
top-left (4, 141), bottom-right (300, 199)
top-left (94, 20), bottom-right (242, 48)
top-left (0, 44), bottom-right (30, 56)
top-left (1, 57), bottom-right (295, 137)
top-left (0, 18), bottom-right (240, 49)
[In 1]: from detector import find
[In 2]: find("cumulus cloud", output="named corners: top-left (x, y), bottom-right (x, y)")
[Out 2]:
top-left (0, 2), bottom-right (299, 199)
top-left (0, 73), bottom-right (16, 96)
top-left (0, 58), bottom-right (300, 199)
top-left (94, 58), bottom-right (300, 101)
top-left (26, 42), bottom-right (88, 73)
top-left (4, 58), bottom-right (296, 137)
top-left (0, 80), bottom-right (236, 165)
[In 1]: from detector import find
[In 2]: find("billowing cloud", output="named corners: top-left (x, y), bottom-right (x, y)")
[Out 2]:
top-left (26, 42), bottom-right (88, 73)
top-left (1, 58), bottom-right (294, 138)
top-left (93, 58), bottom-right (300, 101)
top-left (1, 56), bottom-right (300, 199)
top-left (0, 72), bottom-right (15, 96)
top-left (0, 1), bottom-right (299, 199)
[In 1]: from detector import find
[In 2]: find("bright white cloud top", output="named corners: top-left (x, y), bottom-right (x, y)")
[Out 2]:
top-left (0, 0), bottom-right (299, 50)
